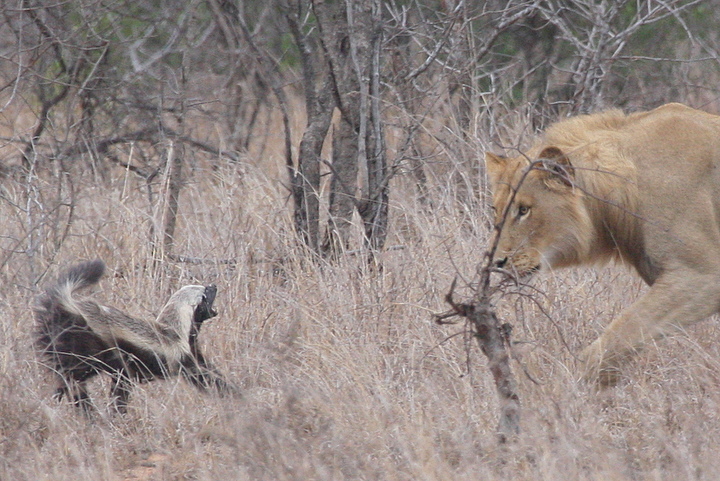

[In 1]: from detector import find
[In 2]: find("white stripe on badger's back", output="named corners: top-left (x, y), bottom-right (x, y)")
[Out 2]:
top-left (60, 290), bottom-right (203, 370)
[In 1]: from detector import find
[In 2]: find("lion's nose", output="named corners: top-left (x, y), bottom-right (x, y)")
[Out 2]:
top-left (495, 257), bottom-right (508, 268)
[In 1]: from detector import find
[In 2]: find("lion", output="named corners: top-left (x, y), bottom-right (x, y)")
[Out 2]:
top-left (484, 103), bottom-right (720, 386)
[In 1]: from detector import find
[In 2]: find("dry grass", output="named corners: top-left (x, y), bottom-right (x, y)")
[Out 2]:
top-left (3, 122), bottom-right (720, 481)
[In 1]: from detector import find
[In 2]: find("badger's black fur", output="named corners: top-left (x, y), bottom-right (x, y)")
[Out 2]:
top-left (35, 259), bottom-right (238, 414)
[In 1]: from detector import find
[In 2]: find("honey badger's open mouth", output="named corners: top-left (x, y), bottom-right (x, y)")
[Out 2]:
top-left (195, 285), bottom-right (218, 322)
top-left (205, 284), bottom-right (217, 315)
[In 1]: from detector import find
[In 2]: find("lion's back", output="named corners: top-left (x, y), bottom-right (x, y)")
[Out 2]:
top-left (544, 103), bottom-right (720, 168)
top-left (547, 103), bottom-right (720, 278)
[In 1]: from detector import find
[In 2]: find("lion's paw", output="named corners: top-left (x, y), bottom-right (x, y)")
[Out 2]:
top-left (579, 341), bottom-right (621, 388)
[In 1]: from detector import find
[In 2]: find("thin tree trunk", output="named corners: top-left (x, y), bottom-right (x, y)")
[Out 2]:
top-left (315, 0), bottom-right (389, 257)
top-left (162, 140), bottom-right (183, 257)
top-left (287, 2), bottom-right (336, 253)
top-left (151, 140), bottom-right (184, 263)
top-left (360, 5), bottom-right (389, 252)
top-left (294, 106), bottom-right (333, 252)
top-left (324, 116), bottom-right (358, 254)
top-left (314, 0), bottom-right (363, 255)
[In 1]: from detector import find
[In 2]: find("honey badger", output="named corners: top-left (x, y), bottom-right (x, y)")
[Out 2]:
top-left (35, 259), bottom-right (239, 413)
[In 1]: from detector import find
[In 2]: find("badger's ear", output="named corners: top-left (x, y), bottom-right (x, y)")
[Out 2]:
top-left (537, 146), bottom-right (574, 187)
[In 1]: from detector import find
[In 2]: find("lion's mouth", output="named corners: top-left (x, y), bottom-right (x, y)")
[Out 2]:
top-left (494, 256), bottom-right (541, 280)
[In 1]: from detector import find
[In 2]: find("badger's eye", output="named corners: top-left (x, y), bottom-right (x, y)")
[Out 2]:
top-left (517, 205), bottom-right (530, 217)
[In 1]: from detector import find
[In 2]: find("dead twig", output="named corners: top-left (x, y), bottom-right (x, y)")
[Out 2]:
top-left (432, 159), bottom-right (551, 443)
top-left (436, 278), bottom-right (521, 443)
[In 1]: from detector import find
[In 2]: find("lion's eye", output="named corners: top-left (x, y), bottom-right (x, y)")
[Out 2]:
top-left (517, 205), bottom-right (530, 217)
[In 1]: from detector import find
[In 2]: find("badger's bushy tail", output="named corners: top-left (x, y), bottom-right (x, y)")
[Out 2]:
top-left (34, 260), bottom-right (107, 412)
top-left (36, 259), bottom-right (105, 321)
top-left (52, 259), bottom-right (105, 298)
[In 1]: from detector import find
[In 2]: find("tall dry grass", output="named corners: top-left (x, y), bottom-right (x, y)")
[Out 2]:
top-left (3, 113), bottom-right (720, 481)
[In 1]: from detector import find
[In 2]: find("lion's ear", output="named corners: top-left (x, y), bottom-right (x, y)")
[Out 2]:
top-left (485, 152), bottom-right (507, 182)
top-left (537, 146), bottom-right (574, 187)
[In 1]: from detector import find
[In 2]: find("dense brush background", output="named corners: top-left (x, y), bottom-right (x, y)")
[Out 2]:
top-left (4, 1), bottom-right (720, 480)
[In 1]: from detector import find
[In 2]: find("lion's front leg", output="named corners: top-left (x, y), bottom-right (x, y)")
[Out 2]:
top-left (581, 338), bottom-right (632, 387)
top-left (580, 269), bottom-right (720, 386)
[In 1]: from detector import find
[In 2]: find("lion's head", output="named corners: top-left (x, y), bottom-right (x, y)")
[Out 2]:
top-left (486, 146), bottom-right (594, 277)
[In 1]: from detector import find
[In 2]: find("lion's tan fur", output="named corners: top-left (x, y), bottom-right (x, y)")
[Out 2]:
top-left (486, 103), bottom-right (720, 385)
top-left (541, 109), bottom-right (643, 265)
